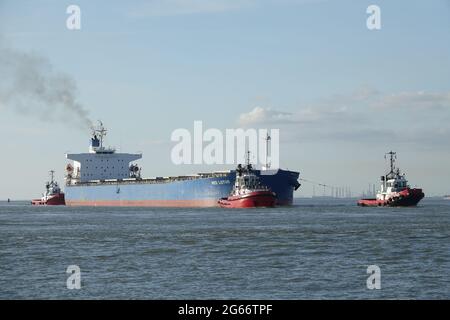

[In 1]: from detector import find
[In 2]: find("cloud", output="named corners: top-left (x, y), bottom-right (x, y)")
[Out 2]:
top-left (238, 106), bottom-right (294, 126)
top-left (238, 88), bottom-right (384, 127)
top-left (236, 88), bottom-right (450, 146)
top-left (371, 91), bottom-right (450, 111)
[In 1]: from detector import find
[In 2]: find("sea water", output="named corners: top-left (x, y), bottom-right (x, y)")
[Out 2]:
top-left (0, 198), bottom-right (449, 299)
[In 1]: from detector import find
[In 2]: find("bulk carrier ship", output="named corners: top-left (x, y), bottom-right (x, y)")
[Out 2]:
top-left (64, 123), bottom-right (301, 207)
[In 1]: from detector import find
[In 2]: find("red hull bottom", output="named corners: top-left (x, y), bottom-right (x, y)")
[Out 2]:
top-left (66, 199), bottom-right (218, 207)
top-left (31, 194), bottom-right (66, 206)
top-left (218, 191), bottom-right (276, 208)
top-left (65, 198), bottom-right (291, 207)
top-left (357, 188), bottom-right (424, 207)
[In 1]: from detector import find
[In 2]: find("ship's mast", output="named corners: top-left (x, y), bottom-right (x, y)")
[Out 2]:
top-left (265, 133), bottom-right (271, 169)
top-left (92, 121), bottom-right (107, 148)
top-left (385, 151), bottom-right (396, 174)
top-left (49, 170), bottom-right (55, 184)
top-left (246, 150), bottom-right (251, 167)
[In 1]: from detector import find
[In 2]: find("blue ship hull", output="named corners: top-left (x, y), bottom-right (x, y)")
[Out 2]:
top-left (65, 169), bottom-right (300, 207)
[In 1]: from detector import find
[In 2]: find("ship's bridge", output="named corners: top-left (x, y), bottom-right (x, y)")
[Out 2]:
top-left (66, 151), bottom-right (142, 183)
top-left (385, 175), bottom-right (408, 192)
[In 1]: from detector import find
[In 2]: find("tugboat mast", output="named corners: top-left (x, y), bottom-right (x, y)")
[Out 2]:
top-left (385, 151), bottom-right (397, 174)
top-left (246, 150), bottom-right (251, 167)
top-left (49, 170), bottom-right (55, 184)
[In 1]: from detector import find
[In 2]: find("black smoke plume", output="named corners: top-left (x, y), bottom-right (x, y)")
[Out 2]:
top-left (0, 40), bottom-right (93, 131)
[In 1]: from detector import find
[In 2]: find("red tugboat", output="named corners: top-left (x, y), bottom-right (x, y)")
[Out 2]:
top-left (358, 151), bottom-right (424, 207)
top-left (31, 170), bottom-right (66, 206)
top-left (218, 152), bottom-right (277, 208)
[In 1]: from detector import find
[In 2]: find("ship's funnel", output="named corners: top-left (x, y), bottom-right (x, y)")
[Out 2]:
top-left (91, 135), bottom-right (100, 148)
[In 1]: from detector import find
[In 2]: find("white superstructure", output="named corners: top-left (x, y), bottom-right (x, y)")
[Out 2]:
top-left (376, 151), bottom-right (410, 201)
top-left (66, 122), bottom-right (141, 183)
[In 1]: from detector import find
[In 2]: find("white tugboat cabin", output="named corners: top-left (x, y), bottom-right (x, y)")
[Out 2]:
top-left (377, 151), bottom-right (410, 201)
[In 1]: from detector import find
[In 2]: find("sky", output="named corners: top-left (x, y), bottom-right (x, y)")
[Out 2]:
top-left (0, 0), bottom-right (449, 199)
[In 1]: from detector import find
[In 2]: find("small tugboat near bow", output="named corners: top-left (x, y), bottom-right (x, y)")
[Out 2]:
top-left (358, 151), bottom-right (424, 207)
top-left (218, 152), bottom-right (277, 208)
top-left (31, 170), bottom-right (66, 206)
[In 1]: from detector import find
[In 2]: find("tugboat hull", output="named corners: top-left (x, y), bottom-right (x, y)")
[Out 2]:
top-left (31, 193), bottom-right (66, 206)
top-left (218, 191), bottom-right (276, 208)
top-left (358, 188), bottom-right (424, 207)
